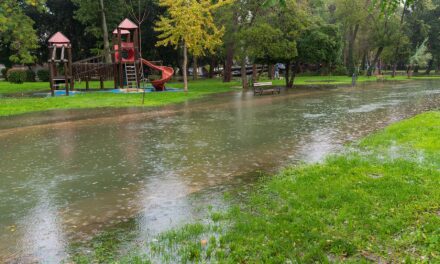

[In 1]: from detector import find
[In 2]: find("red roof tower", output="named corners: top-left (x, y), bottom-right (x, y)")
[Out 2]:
top-left (118, 18), bottom-right (138, 29)
top-left (48, 32), bottom-right (71, 47)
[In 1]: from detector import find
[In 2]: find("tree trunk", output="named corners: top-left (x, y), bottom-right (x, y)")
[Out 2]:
top-left (378, 59), bottom-right (382, 75)
top-left (361, 51), bottom-right (367, 72)
top-left (426, 59), bottom-right (433, 75)
top-left (268, 64), bottom-right (274, 79)
top-left (183, 42), bottom-right (188, 92)
top-left (347, 24), bottom-right (360, 76)
top-left (391, 0), bottom-right (409, 77)
top-left (392, 63), bottom-right (398, 77)
top-left (367, 47), bottom-right (384, 76)
top-left (192, 56), bottom-right (198, 80)
top-left (223, 43), bottom-right (234, 82)
top-left (414, 65), bottom-right (419, 73)
top-left (209, 57), bottom-right (215, 78)
top-left (241, 59), bottom-right (248, 89)
top-left (407, 64), bottom-right (413, 78)
top-left (252, 64), bottom-right (257, 82)
top-left (99, 0), bottom-right (111, 63)
top-left (437, 57), bottom-right (440, 74)
top-left (288, 62), bottom-right (298, 88)
top-left (285, 62), bottom-right (293, 88)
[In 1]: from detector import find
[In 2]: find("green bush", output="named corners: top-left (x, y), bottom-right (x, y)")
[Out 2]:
top-left (26, 70), bottom-right (36, 82)
top-left (332, 65), bottom-right (348, 76)
top-left (37, 69), bottom-right (50, 82)
top-left (7, 69), bottom-right (27, 84)
top-left (1, 68), bottom-right (9, 80)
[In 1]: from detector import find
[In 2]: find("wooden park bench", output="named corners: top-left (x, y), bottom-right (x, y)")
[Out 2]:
top-left (253, 81), bottom-right (281, 96)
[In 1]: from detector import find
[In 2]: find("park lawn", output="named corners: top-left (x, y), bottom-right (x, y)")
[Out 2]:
top-left (270, 74), bottom-right (436, 86)
top-left (142, 112), bottom-right (440, 263)
top-left (0, 80), bottom-right (119, 94)
top-left (2, 75), bottom-right (439, 95)
top-left (1, 76), bottom-right (439, 117)
top-left (70, 112), bottom-right (440, 263)
top-left (0, 79), bottom-right (240, 117)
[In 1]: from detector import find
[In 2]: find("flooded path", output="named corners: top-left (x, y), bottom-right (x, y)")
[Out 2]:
top-left (1, 80), bottom-right (440, 263)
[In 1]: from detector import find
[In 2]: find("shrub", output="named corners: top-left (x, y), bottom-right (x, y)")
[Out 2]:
top-left (37, 69), bottom-right (50, 82)
top-left (7, 69), bottom-right (27, 84)
top-left (26, 70), bottom-right (36, 82)
top-left (332, 65), bottom-right (348, 76)
top-left (1, 68), bottom-right (9, 80)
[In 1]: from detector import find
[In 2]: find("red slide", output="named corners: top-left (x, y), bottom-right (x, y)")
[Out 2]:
top-left (141, 59), bottom-right (174, 91)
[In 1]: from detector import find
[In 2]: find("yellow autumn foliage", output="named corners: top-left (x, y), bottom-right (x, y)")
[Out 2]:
top-left (155, 0), bottom-right (234, 56)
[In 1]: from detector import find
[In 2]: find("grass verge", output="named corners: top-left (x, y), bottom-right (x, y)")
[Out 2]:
top-left (70, 111), bottom-right (440, 263)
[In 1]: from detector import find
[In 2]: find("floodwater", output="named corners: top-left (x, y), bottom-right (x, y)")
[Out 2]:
top-left (1, 80), bottom-right (440, 263)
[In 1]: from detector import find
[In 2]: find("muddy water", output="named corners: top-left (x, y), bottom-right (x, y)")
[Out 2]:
top-left (1, 80), bottom-right (440, 263)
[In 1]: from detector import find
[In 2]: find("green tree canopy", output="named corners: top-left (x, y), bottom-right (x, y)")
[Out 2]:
top-left (0, 0), bottom-right (46, 64)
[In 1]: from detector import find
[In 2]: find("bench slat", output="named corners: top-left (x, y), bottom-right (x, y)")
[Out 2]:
top-left (253, 82), bottom-right (273, 87)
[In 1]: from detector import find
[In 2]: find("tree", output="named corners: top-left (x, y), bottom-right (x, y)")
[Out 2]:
top-left (366, 3), bottom-right (402, 76)
top-left (155, 0), bottom-right (233, 92)
top-left (25, 0), bottom-right (98, 62)
top-left (72, 0), bottom-right (126, 61)
top-left (423, 0), bottom-right (440, 73)
top-left (296, 23), bottom-right (342, 74)
top-left (408, 38), bottom-right (432, 77)
top-left (0, 0), bottom-right (45, 65)
top-left (334, 0), bottom-right (368, 76)
top-left (374, 0), bottom-right (415, 13)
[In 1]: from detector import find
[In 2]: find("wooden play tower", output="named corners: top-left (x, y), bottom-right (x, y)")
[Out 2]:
top-left (48, 32), bottom-right (73, 96)
top-left (113, 18), bottom-right (144, 90)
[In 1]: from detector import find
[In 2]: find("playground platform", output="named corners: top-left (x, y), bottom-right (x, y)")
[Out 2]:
top-left (49, 87), bottom-right (181, 97)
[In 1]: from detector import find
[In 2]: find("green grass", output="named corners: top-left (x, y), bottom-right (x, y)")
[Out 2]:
top-left (360, 112), bottom-right (440, 154)
top-left (213, 112), bottom-right (440, 263)
top-left (0, 79), bottom-right (239, 117)
top-left (0, 80), bottom-right (118, 94)
top-left (68, 112), bottom-right (440, 263)
top-left (270, 74), bottom-right (439, 86)
top-left (1, 75), bottom-right (439, 117)
top-left (1, 74), bottom-right (439, 94)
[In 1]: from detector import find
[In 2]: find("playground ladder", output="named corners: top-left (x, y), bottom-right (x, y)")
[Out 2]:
top-left (124, 63), bottom-right (138, 88)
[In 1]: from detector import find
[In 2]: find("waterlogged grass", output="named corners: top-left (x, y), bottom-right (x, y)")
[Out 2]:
top-left (69, 220), bottom-right (151, 264)
top-left (361, 111), bottom-right (440, 155)
top-left (69, 111), bottom-right (440, 263)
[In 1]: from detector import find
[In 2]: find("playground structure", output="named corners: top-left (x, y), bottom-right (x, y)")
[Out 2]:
top-left (48, 32), bottom-right (73, 96)
top-left (48, 18), bottom-right (174, 96)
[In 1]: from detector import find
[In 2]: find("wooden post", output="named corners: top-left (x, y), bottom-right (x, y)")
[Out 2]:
top-left (64, 61), bottom-right (69, 96)
top-left (114, 63), bottom-right (118, 89)
top-left (118, 28), bottom-right (123, 88)
top-left (100, 76), bottom-right (104, 89)
top-left (49, 46), bottom-right (55, 97)
top-left (68, 46), bottom-right (74, 91)
top-left (134, 28), bottom-right (140, 88)
top-left (133, 28), bottom-right (137, 58)
top-left (86, 75), bottom-right (89, 90)
top-left (112, 35), bottom-right (118, 89)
